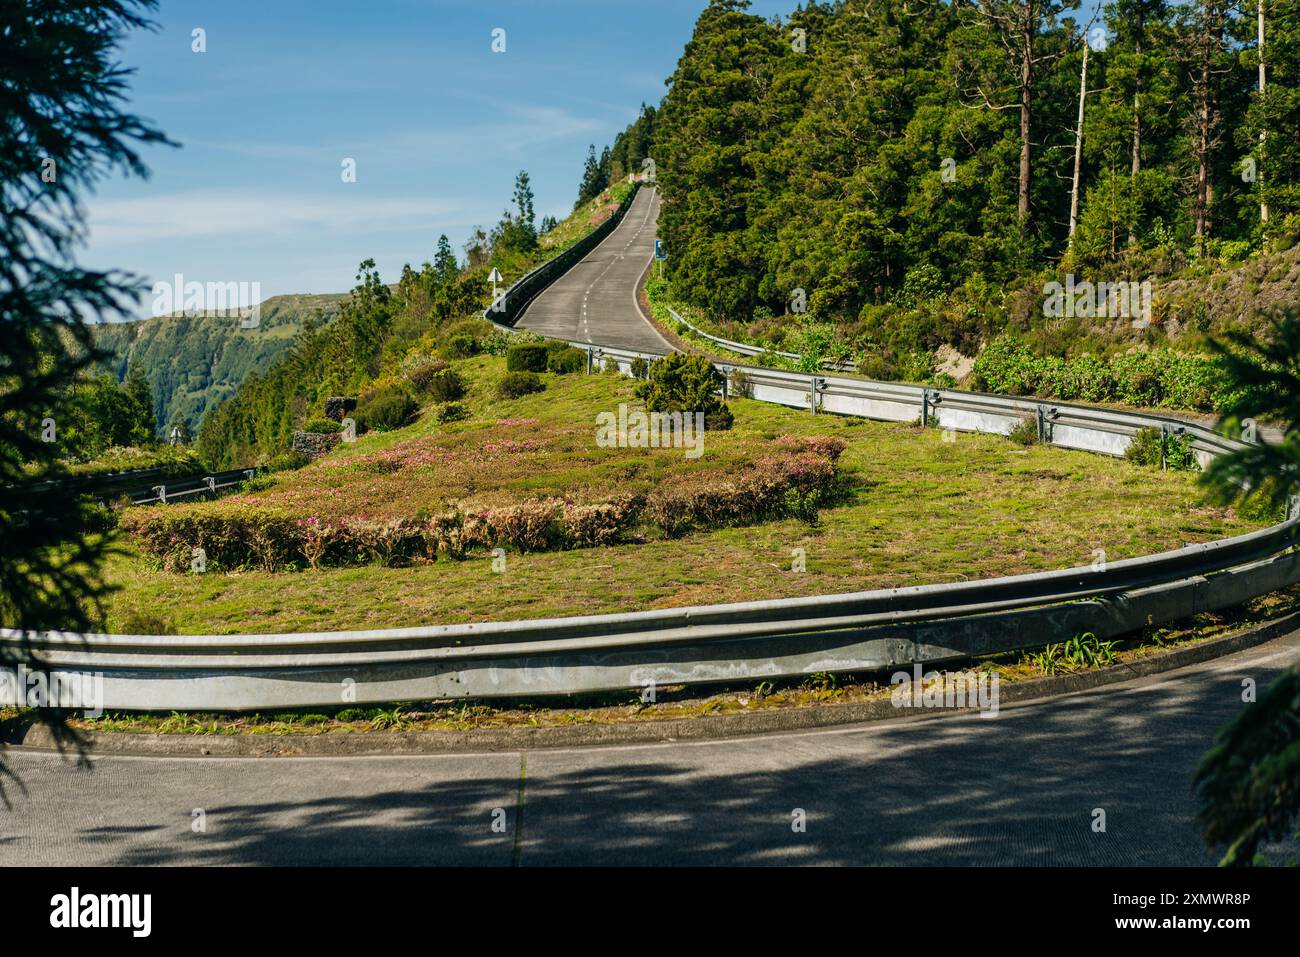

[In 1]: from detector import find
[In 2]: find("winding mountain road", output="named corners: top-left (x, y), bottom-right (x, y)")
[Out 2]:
top-left (4, 186), bottom-right (1297, 868)
top-left (514, 185), bottom-right (672, 353)
top-left (2, 631), bottom-right (1297, 865)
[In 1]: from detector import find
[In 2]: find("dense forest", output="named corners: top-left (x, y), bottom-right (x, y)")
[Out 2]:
top-left (638, 0), bottom-right (1300, 364)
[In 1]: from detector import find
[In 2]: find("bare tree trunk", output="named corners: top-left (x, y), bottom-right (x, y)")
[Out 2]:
top-left (1259, 0), bottom-right (1269, 223)
top-left (1129, 9), bottom-right (1144, 246)
top-left (1194, 2), bottom-right (1216, 258)
top-left (1068, 41), bottom-right (1089, 245)
top-left (1018, 4), bottom-right (1034, 225)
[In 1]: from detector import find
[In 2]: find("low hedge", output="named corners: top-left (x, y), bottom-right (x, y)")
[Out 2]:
top-left (506, 342), bottom-right (549, 372)
top-left (122, 439), bottom-right (844, 572)
top-left (498, 370), bottom-right (545, 399)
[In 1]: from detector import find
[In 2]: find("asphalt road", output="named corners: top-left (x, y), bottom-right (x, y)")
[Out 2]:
top-left (514, 185), bottom-right (673, 353)
top-left (2, 631), bottom-right (1296, 866)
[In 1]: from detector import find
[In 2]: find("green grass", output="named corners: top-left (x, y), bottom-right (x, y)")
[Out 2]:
top-left (100, 358), bottom-right (1257, 635)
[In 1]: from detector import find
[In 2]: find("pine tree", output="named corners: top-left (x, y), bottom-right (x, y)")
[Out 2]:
top-left (1, 0), bottom-right (171, 775)
top-left (576, 144), bottom-right (606, 207)
top-left (433, 234), bottom-right (458, 287)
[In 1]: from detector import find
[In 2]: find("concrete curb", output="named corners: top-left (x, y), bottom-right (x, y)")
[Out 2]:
top-left (10, 610), bottom-right (1297, 759)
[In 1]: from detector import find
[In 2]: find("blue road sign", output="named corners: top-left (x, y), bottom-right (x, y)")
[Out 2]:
top-left (655, 239), bottom-right (666, 260)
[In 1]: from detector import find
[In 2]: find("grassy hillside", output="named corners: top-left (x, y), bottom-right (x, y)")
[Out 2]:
top-left (93, 292), bottom-right (346, 438)
top-left (103, 352), bottom-right (1255, 635)
top-left (195, 180), bottom-right (638, 469)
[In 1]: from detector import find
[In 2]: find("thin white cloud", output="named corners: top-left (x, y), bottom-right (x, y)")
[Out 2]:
top-left (86, 190), bottom-right (466, 244)
top-left (189, 102), bottom-right (602, 164)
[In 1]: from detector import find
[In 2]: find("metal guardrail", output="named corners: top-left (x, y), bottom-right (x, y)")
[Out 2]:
top-left (10, 466), bottom-right (262, 507)
top-left (663, 304), bottom-right (857, 371)
top-left (3, 204), bottom-right (1296, 712)
top-left (126, 468), bottom-right (262, 506)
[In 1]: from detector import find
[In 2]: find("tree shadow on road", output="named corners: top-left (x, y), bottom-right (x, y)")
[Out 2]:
top-left (6, 652), bottom-right (1296, 866)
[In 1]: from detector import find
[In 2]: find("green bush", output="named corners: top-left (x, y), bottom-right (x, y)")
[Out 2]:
top-left (630, 357), bottom-right (649, 379)
top-left (443, 334), bottom-right (479, 360)
top-left (267, 451), bottom-right (311, 472)
top-left (300, 418), bottom-right (342, 434)
top-left (973, 336), bottom-right (1233, 413)
top-left (405, 358), bottom-right (450, 394)
top-left (443, 318), bottom-right (494, 344)
top-left (636, 352), bottom-right (733, 430)
top-left (422, 368), bottom-right (466, 403)
top-left (1006, 417), bottom-right (1039, 446)
top-left (506, 342), bottom-right (549, 372)
top-left (497, 371), bottom-right (545, 399)
top-left (356, 387), bottom-right (418, 432)
top-left (547, 345), bottom-right (587, 374)
top-left (435, 401), bottom-right (469, 423)
top-left (481, 330), bottom-right (512, 356)
top-left (1124, 426), bottom-right (1199, 471)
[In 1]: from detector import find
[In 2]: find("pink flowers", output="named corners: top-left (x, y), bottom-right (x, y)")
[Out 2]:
top-left (332, 436), bottom-right (544, 474)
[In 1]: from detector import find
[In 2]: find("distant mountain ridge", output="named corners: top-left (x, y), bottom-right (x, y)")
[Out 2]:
top-left (93, 292), bottom-right (346, 438)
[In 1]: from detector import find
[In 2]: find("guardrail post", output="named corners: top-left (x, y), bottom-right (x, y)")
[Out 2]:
top-left (1159, 423), bottom-right (1169, 471)
top-left (924, 389), bottom-right (942, 428)
top-left (1289, 495), bottom-right (1300, 521)
top-left (204, 476), bottom-right (216, 493)
top-left (588, 347), bottom-right (602, 374)
top-left (810, 377), bottom-right (826, 413)
top-left (152, 484), bottom-right (166, 504)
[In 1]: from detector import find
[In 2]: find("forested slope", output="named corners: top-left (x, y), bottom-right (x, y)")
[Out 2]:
top-left (92, 292), bottom-right (346, 438)
top-left (642, 0), bottom-right (1300, 378)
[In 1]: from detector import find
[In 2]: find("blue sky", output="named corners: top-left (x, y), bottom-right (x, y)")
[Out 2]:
top-left (85, 0), bottom-right (1106, 312)
top-left (83, 0), bottom-right (793, 312)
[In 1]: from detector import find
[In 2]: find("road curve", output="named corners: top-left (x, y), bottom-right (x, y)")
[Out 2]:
top-left (2, 631), bottom-right (1296, 865)
top-left (515, 186), bottom-right (673, 353)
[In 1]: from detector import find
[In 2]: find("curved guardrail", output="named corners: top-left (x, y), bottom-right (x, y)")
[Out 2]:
top-left (663, 303), bottom-right (858, 372)
top-left (3, 200), bottom-right (1297, 712)
top-left (9, 466), bottom-right (262, 507)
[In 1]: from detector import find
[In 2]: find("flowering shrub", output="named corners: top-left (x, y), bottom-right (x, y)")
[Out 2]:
top-left (562, 497), bottom-right (638, 547)
top-left (777, 434), bottom-right (847, 462)
top-left (643, 450), bottom-right (837, 536)
top-left (485, 499), bottom-right (563, 552)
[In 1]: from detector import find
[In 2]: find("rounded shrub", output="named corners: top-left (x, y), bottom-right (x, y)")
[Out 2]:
top-left (635, 352), bottom-right (733, 430)
top-left (267, 451), bottom-right (312, 472)
top-left (506, 342), bottom-right (549, 372)
top-left (422, 368), bottom-right (466, 403)
top-left (356, 386), bottom-right (418, 432)
top-left (405, 358), bottom-right (450, 395)
top-left (497, 371), bottom-right (545, 399)
top-left (443, 334), bottom-right (480, 360)
top-left (547, 345), bottom-right (587, 374)
top-left (435, 401), bottom-right (469, 424)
